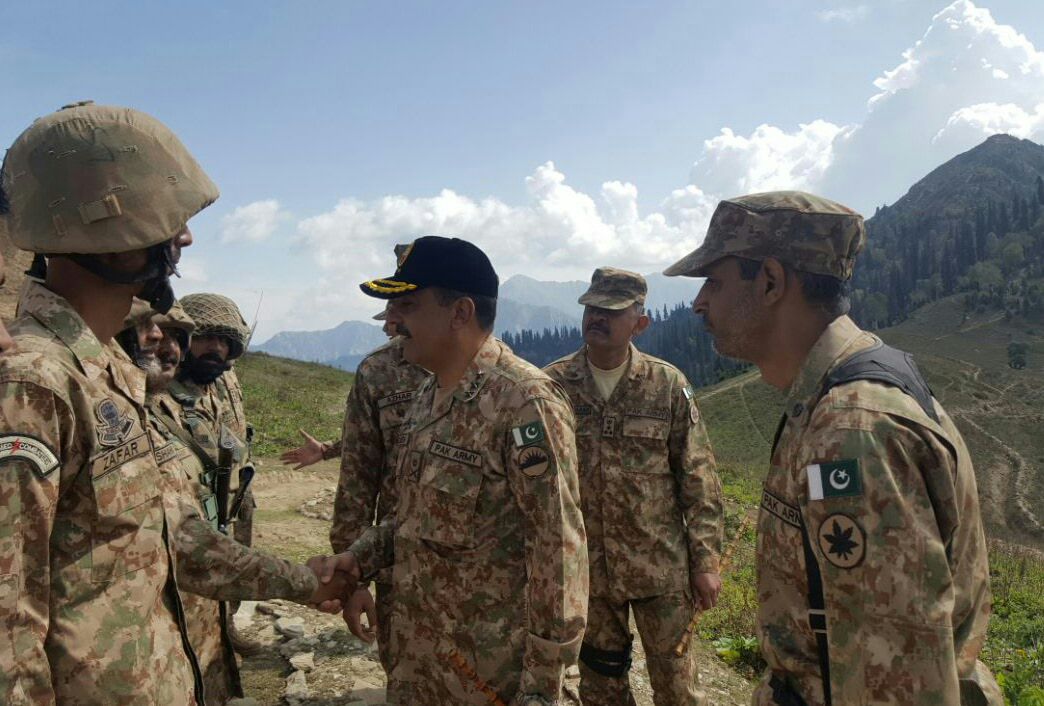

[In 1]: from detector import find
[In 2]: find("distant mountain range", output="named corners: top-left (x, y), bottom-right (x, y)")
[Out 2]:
top-left (254, 272), bottom-right (698, 370)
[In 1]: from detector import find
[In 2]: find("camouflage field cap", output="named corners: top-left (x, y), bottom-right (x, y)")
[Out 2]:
top-left (121, 297), bottom-right (156, 333)
top-left (1, 101), bottom-right (219, 254)
top-left (180, 292), bottom-right (249, 358)
top-left (153, 298), bottom-right (196, 342)
top-left (663, 191), bottom-right (865, 281)
top-left (578, 267), bottom-right (647, 310)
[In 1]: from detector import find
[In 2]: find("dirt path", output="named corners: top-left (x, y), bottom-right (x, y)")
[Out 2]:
top-left (239, 461), bottom-right (754, 705)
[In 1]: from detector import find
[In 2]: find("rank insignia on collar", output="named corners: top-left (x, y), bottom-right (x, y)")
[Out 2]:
top-left (807, 459), bottom-right (862, 500)
top-left (95, 398), bottom-right (135, 447)
top-left (512, 421), bottom-right (545, 447)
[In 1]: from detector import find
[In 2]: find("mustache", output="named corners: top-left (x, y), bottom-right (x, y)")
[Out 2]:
top-left (585, 322), bottom-right (609, 334)
top-left (397, 325), bottom-right (412, 338)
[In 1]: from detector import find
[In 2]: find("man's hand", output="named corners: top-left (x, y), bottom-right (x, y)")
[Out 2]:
top-left (279, 429), bottom-right (326, 469)
top-left (306, 552), bottom-right (362, 613)
top-left (343, 587), bottom-right (377, 643)
top-left (691, 572), bottom-right (722, 611)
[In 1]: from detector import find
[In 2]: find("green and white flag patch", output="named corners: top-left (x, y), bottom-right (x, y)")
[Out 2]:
top-left (807, 459), bottom-right (862, 500)
top-left (512, 421), bottom-right (545, 447)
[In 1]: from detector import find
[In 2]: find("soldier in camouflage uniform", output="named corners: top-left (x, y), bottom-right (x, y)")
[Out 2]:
top-left (0, 102), bottom-right (346, 706)
top-left (318, 236), bottom-right (589, 705)
top-left (665, 191), bottom-right (1001, 705)
top-left (329, 334), bottom-right (428, 673)
top-left (118, 299), bottom-right (246, 704)
top-left (279, 296), bottom-right (429, 674)
top-left (170, 293), bottom-right (255, 548)
top-left (544, 267), bottom-right (723, 706)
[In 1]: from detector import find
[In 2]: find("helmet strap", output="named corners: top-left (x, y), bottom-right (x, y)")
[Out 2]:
top-left (67, 241), bottom-right (178, 313)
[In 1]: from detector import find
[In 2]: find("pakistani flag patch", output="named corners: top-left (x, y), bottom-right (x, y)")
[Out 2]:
top-left (512, 421), bottom-right (545, 447)
top-left (807, 459), bottom-right (862, 500)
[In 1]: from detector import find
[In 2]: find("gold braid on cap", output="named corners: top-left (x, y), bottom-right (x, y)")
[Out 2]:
top-left (363, 279), bottom-right (418, 294)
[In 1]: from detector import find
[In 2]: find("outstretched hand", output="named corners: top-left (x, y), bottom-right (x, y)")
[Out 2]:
top-left (279, 429), bottom-right (325, 469)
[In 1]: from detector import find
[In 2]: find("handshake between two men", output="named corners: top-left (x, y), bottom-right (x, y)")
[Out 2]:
top-left (304, 552), bottom-right (376, 643)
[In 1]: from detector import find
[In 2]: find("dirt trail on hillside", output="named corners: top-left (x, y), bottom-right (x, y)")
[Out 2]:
top-left (241, 462), bottom-right (754, 705)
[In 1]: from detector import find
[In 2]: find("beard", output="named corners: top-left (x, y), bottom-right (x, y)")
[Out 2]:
top-left (180, 351), bottom-right (232, 385)
top-left (704, 290), bottom-right (763, 362)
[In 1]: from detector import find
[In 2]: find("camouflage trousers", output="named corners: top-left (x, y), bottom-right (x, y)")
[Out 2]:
top-left (579, 591), bottom-right (706, 706)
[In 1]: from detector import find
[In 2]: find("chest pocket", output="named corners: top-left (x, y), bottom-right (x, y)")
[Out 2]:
top-left (621, 415), bottom-right (671, 473)
top-left (89, 432), bottom-right (166, 583)
top-left (415, 452), bottom-right (483, 549)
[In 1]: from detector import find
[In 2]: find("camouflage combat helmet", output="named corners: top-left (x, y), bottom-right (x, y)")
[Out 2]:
top-left (664, 190), bottom-right (865, 281)
top-left (180, 292), bottom-right (249, 358)
top-left (1, 101), bottom-right (219, 254)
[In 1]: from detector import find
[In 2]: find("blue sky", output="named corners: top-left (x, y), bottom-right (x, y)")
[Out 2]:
top-left (5, 1), bottom-right (1044, 340)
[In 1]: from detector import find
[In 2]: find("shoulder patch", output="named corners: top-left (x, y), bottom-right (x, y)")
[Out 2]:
top-left (515, 445), bottom-right (551, 478)
top-left (807, 459), bottom-right (862, 500)
top-left (0, 434), bottom-right (60, 477)
top-left (817, 513), bottom-right (866, 569)
top-left (512, 421), bottom-right (545, 447)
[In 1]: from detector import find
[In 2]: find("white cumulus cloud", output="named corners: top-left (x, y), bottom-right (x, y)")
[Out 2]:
top-left (220, 199), bottom-right (290, 243)
top-left (691, 120), bottom-right (852, 197)
top-left (293, 161), bottom-right (718, 324)
top-left (265, 0), bottom-right (1044, 333)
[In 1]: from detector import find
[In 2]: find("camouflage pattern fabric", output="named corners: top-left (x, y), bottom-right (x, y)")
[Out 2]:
top-left (146, 390), bottom-right (237, 704)
top-left (663, 191), bottom-right (865, 281)
top-left (544, 345), bottom-right (720, 706)
top-left (577, 267), bottom-right (647, 310)
top-left (328, 337), bottom-right (429, 673)
top-left (544, 344), bottom-right (722, 601)
top-left (349, 336), bottom-right (588, 704)
top-left (169, 369), bottom-right (255, 547)
top-left (580, 592), bottom-right (705, 705)
top-left (753, 315), bottom-right (1000, 705)
top-left (0, 282), bottom-right (198, 705)
top-left (1, 101), bottom-right (219, 254)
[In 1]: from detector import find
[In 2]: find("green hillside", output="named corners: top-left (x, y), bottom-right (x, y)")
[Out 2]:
top-left (236, 351), bottom-right (354, 457)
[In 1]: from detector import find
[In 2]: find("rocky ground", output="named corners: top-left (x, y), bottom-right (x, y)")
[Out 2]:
top-left (238, 461), bottom-right (754, 705)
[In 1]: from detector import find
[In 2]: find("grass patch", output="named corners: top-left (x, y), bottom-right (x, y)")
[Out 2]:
top-left (983, 541), bottom-right (1044, 701)
top-left (236, 352), bottom-right (354, 457)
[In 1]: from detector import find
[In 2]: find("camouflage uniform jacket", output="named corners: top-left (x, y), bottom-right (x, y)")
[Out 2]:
top-left (168, 369), bottom-right (248, 453)
top-left (145, 390), bottom-right (318, 603)
top-left (0, 282), bottom-right (198, 705)
top-left (329, 339), bottom-right (429, 581)
top-left (350, 336), bottom-right (589, 703)
top-left (544, 344), bottom-right (722, 601)
top-left (754, 315), bottom-right (995, 705)
top-left (167, 370), bottom-right (253, 540)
